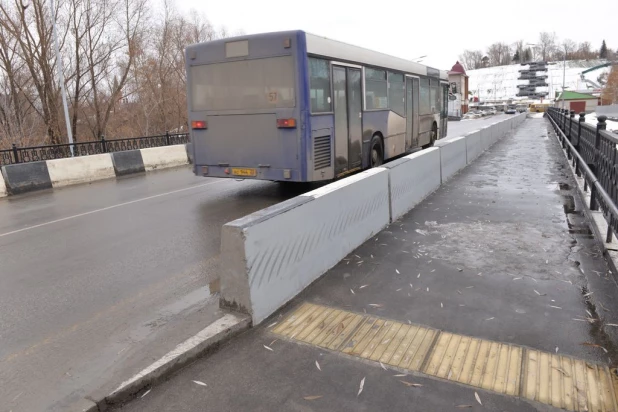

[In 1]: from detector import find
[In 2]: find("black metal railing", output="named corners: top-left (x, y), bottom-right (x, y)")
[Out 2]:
top-left (547, 107), bottom-right (618, 242)
top-left (0, 131), bottom-right (189, 166)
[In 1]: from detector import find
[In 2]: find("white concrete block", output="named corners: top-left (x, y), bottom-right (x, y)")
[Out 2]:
top-left (220, 168), bottom-right (390, 325)
top-left (47, 154), bottom-right (115, 188)
top-left (0, 169), bottom-right (6, 197)
top-left (386, 148), bottom-right (441, 222)
top-left (437, 136), bottom-right (467, 184)
top-left (480, 126), bottom-right (493, 150)
top-left (140, 145), bottom-right (189, 171)
top-left (465, 130), bottom-right (482, 163)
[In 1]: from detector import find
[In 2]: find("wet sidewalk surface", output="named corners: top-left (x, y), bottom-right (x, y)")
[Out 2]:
top-left (118, 117), bottom-right (618, 412)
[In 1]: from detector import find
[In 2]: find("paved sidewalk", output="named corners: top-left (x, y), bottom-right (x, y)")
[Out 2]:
top-left (117, 117), bottom-right (618, 412)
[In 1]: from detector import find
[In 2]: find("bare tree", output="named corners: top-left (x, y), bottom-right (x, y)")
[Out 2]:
top-left (458, 49), bottom-right (484, 70)
top-left (561, 39), bottom-right (577, 60)
top-left (538, 32), bottom-right (557, 61)
top-left (486, 42), bottom-right (511, 66)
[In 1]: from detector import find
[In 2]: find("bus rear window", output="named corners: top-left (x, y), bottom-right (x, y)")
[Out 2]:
top-left (190, 56), bottom-right (296, 111)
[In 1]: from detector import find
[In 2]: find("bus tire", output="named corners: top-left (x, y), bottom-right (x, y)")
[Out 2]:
top-left (423, 123), bottom-right (437, 149)
top-left (369, 135), bottom-right (384, 168)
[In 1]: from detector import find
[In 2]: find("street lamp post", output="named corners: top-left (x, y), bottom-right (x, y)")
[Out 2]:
top-left (49, 0), bottom-right (74, 154)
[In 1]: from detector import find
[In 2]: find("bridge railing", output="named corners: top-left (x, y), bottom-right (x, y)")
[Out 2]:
top-left (0, 131), bottom-right (190, 166)
top-left (547, 107), bottom-right (618, 243)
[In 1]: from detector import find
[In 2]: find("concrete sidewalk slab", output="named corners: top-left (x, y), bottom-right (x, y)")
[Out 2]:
top-left (117, 117), bottom-right (618, 411)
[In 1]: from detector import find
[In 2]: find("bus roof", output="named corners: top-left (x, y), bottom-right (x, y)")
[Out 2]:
top-left (186, 30), bottom-right (447, 81)
top-left (304, 32), bottom-right (448, 81)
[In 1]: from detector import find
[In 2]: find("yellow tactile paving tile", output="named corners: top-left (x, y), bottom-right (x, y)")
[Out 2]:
top-left (271, 303), bottom-right (618, 411)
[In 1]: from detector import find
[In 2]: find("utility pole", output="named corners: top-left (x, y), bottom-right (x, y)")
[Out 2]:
top-left (562, 44), bottom-right (567, 91)
top-left (49, 0), bottom-right (74, 154)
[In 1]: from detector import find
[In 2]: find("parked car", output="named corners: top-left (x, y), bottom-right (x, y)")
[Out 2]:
top-left (505, 105), bottom-right (517, 114)
top-left (488, 108), bottom-right (497, 115)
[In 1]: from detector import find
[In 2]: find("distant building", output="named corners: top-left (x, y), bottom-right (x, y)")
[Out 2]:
top-left (555, 91), bottom-right (599, 113)
top-left (448, 61), bottom-right (469, 117)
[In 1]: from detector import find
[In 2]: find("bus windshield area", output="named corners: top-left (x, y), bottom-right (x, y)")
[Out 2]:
top-left (190, 56), bottom-right (296, 111)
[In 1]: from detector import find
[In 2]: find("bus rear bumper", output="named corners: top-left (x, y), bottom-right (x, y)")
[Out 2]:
top-left (195, 165), bottom-right (304, 182)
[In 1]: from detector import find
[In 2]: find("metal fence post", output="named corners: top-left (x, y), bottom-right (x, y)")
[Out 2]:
top-left (569, 110), bottom-right (575, 139)
top-left (165, 130), bottom-right (170, 146)
top-left (12, 143), bottom-right (19, 164)
top-left (101, 135), bottom-right (107, 153)
top-left (575, 112), bottom-right (585, 177)
top-left (590, 115), bottom-right (607, 211)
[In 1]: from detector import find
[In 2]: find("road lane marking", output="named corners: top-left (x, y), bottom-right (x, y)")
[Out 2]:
top-left (0, 180), bottom-right (227, 238)
top-left (273, 302), bottom-right (618, 411)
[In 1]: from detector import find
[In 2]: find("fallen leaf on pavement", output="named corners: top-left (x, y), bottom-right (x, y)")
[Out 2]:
top-left (456, 405), bottom-right (473, 408)
top-left (141, 389), bottom-right (151, 398)
top-left (581, 342), bottom-right (608, 352)
top-left (315, 360), bottom-right (321, 371)
top-left (360, 284), bottom-right (368, 289)
top-left (399, 381), bottom-right (423, 387)
top-left (192, 380), bottom-right (207, 386)
top-left (267, 322), bottom-right (278, 328)
top-left (263, 345), bottom-right (274, 351)
top-left (485, 317), bottom-right (494, 321)
top-left (457, 290), bottom-right (462, 295)
top-left (534, 290), bottom-right (546, 296)
top-left (369, 304), bottom-right (383, 308)
top-left (549, 305), bottom-right (562, 309)
top-left (396, 269), bottom-right (400, 274)
top-left (475, 392), bottom-right (482, 405)
top-left (556, 347), bottom-right (559, 353)
top-left (303, 395), bottom-right (323, 401)
top-left (606, 323), bottom-right (618, 327)
top-left (393, 374), bottom-right (407, 377)
top-left (350, 288), bottom-right (355, 294)
top-left (441, 302), bottom-right (443, 308)
top-left (357, 377), bottom-right (365, 397)
top-left (457, 268), bottom-right (463, 272)
top-left (380, 362), bottom-right (387, 371)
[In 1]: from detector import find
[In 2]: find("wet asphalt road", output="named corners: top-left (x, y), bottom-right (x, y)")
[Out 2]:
top-left (0, 170), bottom-right (313, 411)
top-left (0, 116), bottom-right (506, 411)
top-left (116, 116), bottom-right (618, 412)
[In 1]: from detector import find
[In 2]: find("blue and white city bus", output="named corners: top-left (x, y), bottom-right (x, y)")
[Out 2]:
top-left (185, 30), bottom-right (448, 182)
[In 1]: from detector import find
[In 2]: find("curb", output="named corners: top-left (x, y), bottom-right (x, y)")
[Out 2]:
top-left (81, 313), bottom-right (250, 411)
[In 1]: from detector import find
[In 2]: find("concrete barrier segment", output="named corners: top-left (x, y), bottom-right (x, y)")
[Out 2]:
top-left (47, 154), bottom-right (115, 188)
top-left (140, 145), bottom-right (189, 171)
top-left (1, 161), bottom-right (52, 195)
top-left (220, 168), bottom-right (390, 325)
top-left (384, 148), bottom-right (441, 222)
top-left (111, 150), bottom-right (145, 176)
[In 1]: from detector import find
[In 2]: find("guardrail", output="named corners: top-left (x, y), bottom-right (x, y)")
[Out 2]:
top-left (546, 107), bottom-right (618, 243)
top-left (0, 132), bottom-right (189, 166)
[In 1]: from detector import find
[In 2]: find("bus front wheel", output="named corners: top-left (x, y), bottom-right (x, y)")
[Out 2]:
top-left (369, 135), bottom-right (384, 168)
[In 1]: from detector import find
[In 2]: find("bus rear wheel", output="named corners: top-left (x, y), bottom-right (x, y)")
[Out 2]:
top-left (423, 123), bottom-right (438, 149)
top-left (369, 135), bottom-right (384, 167)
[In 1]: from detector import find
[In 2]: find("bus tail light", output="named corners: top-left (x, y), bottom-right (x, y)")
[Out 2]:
top-left (192, 120), bottom-right (207, 129)
top-left (276, 118), bottom-right (296, 128)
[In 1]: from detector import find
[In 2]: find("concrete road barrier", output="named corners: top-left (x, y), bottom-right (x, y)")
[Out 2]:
top-left (385, 148), bottom-right (441, 222)
top-left (47, 154), bottom-right (115, 188)
top-left (1, 162), bottom-right (52, 195)
top-left (465, 130), bottom-right (482, 163)
top-left (480, 126), bottom-right (493, 150)
top-left (141, 145), bottom-right (189, 171)
top-left (111, 150), bottom-right (145, 176)
top-left (436, 136), bottom-right (467, 184)
top-left (0, 170), bottom-right (6, 197)
top-left (220, 168), bottom-right (390, 325)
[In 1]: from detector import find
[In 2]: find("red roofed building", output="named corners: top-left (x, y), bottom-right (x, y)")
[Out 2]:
top-left (448, 61), bottom-right (469, 116)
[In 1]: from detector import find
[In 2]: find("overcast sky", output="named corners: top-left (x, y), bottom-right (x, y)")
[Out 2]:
top-left (178, 0), bottom-right (618, 70)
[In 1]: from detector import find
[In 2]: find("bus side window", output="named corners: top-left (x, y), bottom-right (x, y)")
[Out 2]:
top-left (419, 78), bottom-right (430, 115)
top-left (365, 68), bottom-right (387, 110)
top-left (308, 58), bottom-right (332, 112)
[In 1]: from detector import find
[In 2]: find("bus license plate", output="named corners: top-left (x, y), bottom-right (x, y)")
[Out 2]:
top-left (231, 168), bottom-right (257, 177)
